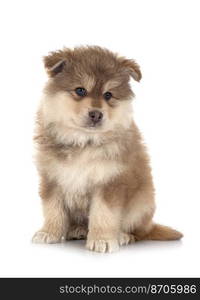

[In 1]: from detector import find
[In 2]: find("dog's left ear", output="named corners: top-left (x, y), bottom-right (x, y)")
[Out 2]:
top-left (43, 51), bottom-right (66, 77)
top-left (120, 58), bottom-right (142, 82)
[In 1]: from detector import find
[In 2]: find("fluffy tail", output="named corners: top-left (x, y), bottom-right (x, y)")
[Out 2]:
top-left (135, 224), bottom-right (183, 241)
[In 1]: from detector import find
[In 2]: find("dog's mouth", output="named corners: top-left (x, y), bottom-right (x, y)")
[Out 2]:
top-left (85, 120), bottom-right (103, 129)
top-left (70, 118), bottom-right (104, 132)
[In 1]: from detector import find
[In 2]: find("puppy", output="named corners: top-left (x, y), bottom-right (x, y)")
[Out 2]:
top-left (32, 46), bottom-right (183, 252)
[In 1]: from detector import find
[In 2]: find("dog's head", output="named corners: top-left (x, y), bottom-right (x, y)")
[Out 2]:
top-left (42, 46), bottom-right (141, 133)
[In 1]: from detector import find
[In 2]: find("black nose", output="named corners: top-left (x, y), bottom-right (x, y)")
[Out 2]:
top-left (88, 110), bottom-right (103, 124)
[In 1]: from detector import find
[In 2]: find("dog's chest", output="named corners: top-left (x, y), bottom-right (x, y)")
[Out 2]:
top-left (50, 146), bottom-right (123, 196)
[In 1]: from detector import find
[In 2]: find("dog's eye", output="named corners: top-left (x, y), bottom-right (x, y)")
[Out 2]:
top-left (103, 92), bottom-right (112, 101)
top-left (75, 87), bottom-right (87, 97)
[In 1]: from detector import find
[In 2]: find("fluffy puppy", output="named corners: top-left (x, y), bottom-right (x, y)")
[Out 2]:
top-left (32, 46), bottom-right (182, 252)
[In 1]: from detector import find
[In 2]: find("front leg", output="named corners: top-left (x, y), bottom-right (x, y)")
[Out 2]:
top-left (32, 176), bottom-right (69, 244)
top-left (86, 190), bottom-right (121, 253)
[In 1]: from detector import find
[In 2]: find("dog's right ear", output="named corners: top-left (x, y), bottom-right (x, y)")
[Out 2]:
top-left (43, 51), bottom-right (66, 77)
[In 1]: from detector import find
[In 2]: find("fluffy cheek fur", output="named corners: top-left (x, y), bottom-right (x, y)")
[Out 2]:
top-left (41, 91), bottom-right (133, 132)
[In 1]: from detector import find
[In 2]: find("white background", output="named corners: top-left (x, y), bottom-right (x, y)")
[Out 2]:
top-left (0, 0), bottom-right (199, 277)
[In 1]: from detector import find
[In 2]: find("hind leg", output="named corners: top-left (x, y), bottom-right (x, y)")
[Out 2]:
top-left (66, 209), bottom-right (89, 240)
top-left (66, 225), bottom-right (88, 240)
top-left (118, 232), bottom-right (135, 246)
top-left (121, 188), bottom-right (155, 242)
top-left (133, 220), bottom-right (154, 241)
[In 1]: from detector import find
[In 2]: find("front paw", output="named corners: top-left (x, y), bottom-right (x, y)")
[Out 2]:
top-left (32, 231), bottom-right (62, 244)
top-left (86, 238), bottom-right (119, 253)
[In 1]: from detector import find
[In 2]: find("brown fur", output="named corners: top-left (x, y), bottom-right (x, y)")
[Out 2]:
top-left (32, 46), bottom-right (183, 252)
top-left (135, 224), bottom-right (183, 241)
